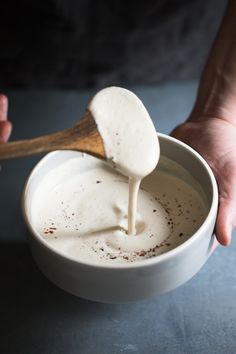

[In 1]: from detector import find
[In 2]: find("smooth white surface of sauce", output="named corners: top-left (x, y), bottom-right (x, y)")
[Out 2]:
top-left (31, 154), bottom-right (207, 265)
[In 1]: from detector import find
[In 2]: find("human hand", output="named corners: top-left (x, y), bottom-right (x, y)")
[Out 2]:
top-left (0, 94), bottom-right (12, 143)
top-left (171, 116), bottom-right (236, 246)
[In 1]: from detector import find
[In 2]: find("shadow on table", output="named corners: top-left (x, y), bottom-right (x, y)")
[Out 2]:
top-left (0, 241), bottom-right (134, 353)
top-left (0, 242), bottom-right (121, 322)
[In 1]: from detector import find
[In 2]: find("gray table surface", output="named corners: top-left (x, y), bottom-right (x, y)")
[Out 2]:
top-left (1, 82), bottom-right (236, 354)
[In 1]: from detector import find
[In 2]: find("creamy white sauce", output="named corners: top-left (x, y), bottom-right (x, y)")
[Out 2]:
top-left (88, 87), bottom-right (159, 234)
top-left (30, 87), bottom-right (207, 265)
top-left (31, 154), bottom-right (207, 265)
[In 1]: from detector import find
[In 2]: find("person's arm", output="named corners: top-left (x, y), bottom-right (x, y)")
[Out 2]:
top-left (0, 94), bottom-right (11, 143)
top-left (171, 0), bottom-right (236, 246)
top-left (190, 0), bottom-right (236, 123)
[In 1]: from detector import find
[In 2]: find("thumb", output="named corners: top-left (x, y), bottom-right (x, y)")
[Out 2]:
top-left (215, 195), bottom-right (236, 246)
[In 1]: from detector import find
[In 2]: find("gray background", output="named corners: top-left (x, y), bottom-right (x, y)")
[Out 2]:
top-left (0, 83), bottom-right (236, 354)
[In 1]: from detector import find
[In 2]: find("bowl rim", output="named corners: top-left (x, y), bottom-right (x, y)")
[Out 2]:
top-left (22, 133), bottom-right (218, 270)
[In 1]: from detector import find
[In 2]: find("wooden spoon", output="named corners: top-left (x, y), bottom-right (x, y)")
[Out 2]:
top-left (0, 111), bottom-right (106, 161)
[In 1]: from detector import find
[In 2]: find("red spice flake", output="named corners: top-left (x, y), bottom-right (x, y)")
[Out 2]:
top-left (153, 209), bottom-right (157, 213)
top-left (123, 256), bottom-right (129, 260)
top-left (44, 231), bottom-right (49, 234)
top-left (139, 251), bottom-right (147, 257)
top-left (100, 247), bottom-right (104, 252)
top-left (50, 227), bottom-right (57, 230)
top-left (166, 243), bottom-right (171, 246)
top-left (49, 230), bottom-right (54, 234)
top-left (110, 256), bottom-right (117, 260)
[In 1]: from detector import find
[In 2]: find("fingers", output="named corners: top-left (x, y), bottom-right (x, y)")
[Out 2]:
top-left (0, 120), bottom-right (12, 143)
top-left (0, 94), bottom-right (11, 142)
top-left (0, 94), bottom-right (8, 121)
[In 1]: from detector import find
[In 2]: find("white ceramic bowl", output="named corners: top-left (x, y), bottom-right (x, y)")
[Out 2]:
top-left (22, 134), bottom-right (218, 303)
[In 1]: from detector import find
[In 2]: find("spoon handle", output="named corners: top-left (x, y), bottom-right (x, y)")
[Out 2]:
top-left (0, 112), bottom-right (106, 161)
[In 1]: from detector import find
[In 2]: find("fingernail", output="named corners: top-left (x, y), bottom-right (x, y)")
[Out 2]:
top-left (0, 95), bottom-right (8, 121)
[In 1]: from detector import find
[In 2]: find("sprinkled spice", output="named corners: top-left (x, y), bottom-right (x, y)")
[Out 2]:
top-left (39, 158), bottom-right (206, 264)
top-left (138, 251), bottom-right (147, 257)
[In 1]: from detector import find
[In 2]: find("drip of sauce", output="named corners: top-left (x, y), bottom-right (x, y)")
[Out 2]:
top-left (88, 87), bottom-right (159, 234)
